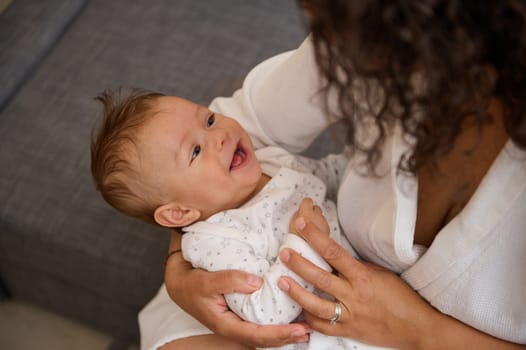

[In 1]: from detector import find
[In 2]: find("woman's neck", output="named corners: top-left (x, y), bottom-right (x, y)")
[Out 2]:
top-left (413, 97), bottom-right (508, 246)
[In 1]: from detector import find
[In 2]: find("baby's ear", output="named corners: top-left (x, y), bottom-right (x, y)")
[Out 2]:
top-left (154, 202), bottom-right (200, 228)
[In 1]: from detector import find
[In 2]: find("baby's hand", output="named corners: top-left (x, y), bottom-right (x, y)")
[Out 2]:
top-left (289, 198), bottom-right (330, 238)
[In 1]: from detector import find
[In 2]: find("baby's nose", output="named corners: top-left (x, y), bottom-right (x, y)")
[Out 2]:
top-left (211, 129), bottom-right (225, 149)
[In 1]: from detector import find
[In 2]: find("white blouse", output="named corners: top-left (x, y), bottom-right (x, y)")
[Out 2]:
top-left (209, 36), bottom-right (526, 344)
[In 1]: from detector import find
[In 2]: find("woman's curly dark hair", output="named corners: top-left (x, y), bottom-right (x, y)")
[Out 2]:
top-left (302, 0), bottom-right (526, 174)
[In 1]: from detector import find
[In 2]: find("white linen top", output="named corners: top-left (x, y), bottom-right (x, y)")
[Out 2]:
top-left (209, 36), bottom-right (526, 344)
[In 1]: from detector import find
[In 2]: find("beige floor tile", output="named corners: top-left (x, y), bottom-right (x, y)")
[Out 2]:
top-left (0, 299), bottom-right (113, 350)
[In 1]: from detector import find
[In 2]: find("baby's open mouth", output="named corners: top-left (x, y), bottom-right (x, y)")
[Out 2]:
top-left (230, 142), bottom-right (247, 170)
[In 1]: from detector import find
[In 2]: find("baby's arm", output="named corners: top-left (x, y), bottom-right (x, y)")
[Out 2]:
top-left (182, 230), bottom-right (330, 325)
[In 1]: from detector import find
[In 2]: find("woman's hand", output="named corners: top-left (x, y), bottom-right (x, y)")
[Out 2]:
top-left (281, 198), bottom-right (428, 348)
top-left (278, 244), bottom-right (428, 349)
top-left (278, 199), bottom-right (526, 350)
top-left (164, 230), bottom-right (312, 349)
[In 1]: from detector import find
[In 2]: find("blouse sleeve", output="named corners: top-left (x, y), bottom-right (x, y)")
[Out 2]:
top-left (209, 35), bottom-right (334, 153)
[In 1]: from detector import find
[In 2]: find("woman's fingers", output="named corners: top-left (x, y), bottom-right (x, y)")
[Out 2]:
top-left (164, 237), bottom-right (312, 348)
top-left (205, 269), bottom-right (264, 295)
top-left (278, 275), bottom-right (347, 323)
top-left (279, 247), bottom-right (346, 297)
top-left (296, 197), bottom-right (322, 216)
top-left (203, 271), bottom-right (313, 347)
top-left (293, 215), bottom-right (360, 276)
top-left (293, 197), bottom-right (330, 235)
top-left (220, 319), bottom-right (311, 348)
top-left (278, 273), bottom-right (353, 338)
top-left (215, 304), bottom-right (312, 348)
top-left (278, 247), bottom-right (358, 339)
top-left (176, 269), bottom-right (311, 348)
top-left (297, 197), bottom-right (315, 211)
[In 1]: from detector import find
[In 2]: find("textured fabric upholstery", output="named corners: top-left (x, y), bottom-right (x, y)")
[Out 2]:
top-left (0, 0), bottom-right (305, 345)
top-left (0, 0), bottom-right (87, 110)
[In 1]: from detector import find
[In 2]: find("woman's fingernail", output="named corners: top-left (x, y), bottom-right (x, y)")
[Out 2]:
top-left (247, 275), bottom-right (262, 287)
top-left (280, 249), bottom-right (290, 263)
top-left (296, 217), bottom-right (306, 231)
top-left (278, 278), bottom-right (290, 291)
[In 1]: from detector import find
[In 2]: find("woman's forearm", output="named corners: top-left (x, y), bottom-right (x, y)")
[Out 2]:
top-left (168, 229), bottom-right (182, 252)
top-left (419, 309), bottom-right (525, 350)
top-left (164, 230), bottom-right (187, 303)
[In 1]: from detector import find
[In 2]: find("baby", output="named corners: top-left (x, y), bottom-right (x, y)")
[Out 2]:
top-left (91, 89), bottom-right (380, 350)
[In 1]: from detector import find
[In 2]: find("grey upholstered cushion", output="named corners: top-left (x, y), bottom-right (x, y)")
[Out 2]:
top-left (0, 0), bottom-right (305, 342)
top-left (0, 0), bottom-right (88, 110)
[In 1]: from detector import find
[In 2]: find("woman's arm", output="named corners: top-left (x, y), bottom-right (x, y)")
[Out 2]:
top-left (164, 230), bottom-right (311, 348)
top-left (278, 206), bottom-right (526, 349)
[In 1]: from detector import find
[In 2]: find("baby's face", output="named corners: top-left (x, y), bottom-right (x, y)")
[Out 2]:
top-left (138, 96), bottom-right (262, 220)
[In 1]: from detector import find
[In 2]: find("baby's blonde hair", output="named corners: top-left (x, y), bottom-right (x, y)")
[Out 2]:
top-left (90, 88), bottom-right (163, 224)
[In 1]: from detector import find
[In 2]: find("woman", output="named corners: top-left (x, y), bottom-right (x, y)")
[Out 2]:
top-left (141, 1), bottom-right (526, 349)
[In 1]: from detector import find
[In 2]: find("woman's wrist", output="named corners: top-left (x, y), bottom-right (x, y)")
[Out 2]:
top-left (164, 230), bottom-right (186, 301)
top-left (165, 248), bottom-right (182, 266)
top-left (168, 229), bottom-right (182, 252)
top-left (383, 287), bottom-right (444, 350)
top-left (409, 305), bottom-right (444, 350)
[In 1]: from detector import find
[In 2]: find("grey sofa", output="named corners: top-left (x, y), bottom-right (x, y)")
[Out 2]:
top-left (0, 0), bottom-right (307, 348)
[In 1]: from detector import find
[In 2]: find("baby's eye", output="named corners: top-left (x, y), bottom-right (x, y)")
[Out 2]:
top-left (207, 113), bottom-right (215, 128)
top-left (191, 145), bottom-right (201, 161)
